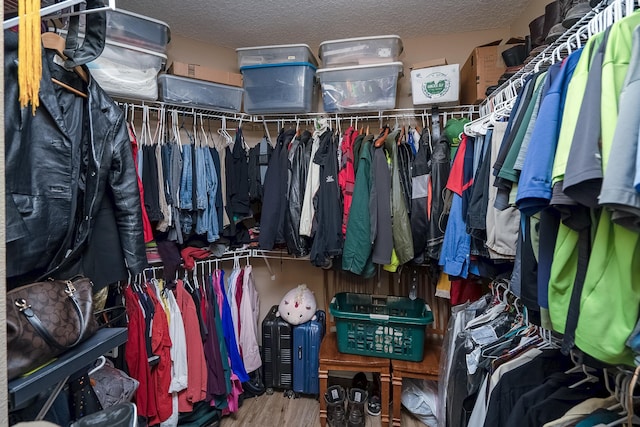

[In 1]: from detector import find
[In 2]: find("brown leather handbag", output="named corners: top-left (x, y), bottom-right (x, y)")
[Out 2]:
top-left (7, 276), bottom-right (98, 380)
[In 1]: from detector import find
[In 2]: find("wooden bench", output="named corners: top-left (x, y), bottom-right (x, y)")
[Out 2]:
top-left (318, 332), bottom-right (392, 426)
top-left (319, 268), bottom-right (450, 427)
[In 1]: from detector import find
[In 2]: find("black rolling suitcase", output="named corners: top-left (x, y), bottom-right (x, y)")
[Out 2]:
top-left (261, 305), bottom-right (293, 393)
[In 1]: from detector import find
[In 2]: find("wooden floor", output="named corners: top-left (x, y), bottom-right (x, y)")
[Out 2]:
top-left (219, 392), bottom-right (428, 427)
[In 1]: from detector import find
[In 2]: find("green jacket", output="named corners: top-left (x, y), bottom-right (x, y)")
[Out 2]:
top-left (342, 137), bottom-right (375, 276)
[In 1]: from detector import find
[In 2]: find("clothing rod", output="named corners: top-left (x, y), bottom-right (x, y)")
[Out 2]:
top-left (116, 100), bottom-right (252, 122)
top-left (254, 106), bottom-right (479, 124)
top-left (251, 249), bottom-right (310, 261)
top-left (3, 0), bottom-right (115, 29)
top-left (144, 249), bottom-right (253, 268)
top-left (480, 0), bottom-right (617, 116)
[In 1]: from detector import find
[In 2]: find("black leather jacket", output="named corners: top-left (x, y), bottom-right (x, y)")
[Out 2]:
top-left (285, 130), bottom-right (312, 257)
top-left (5, 30), bottom-right (147, 280)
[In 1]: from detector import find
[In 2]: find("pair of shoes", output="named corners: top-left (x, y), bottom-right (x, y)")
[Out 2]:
top-left (324, 381), bottom-right (370, 427)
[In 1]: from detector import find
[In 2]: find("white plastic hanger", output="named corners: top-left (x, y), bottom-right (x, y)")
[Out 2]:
top-left (88, 356), bottom-right (106, 376)
top-left (568, 363), bottom-right (599, 389)
top-left (199, 113), bottom-right (209, 147)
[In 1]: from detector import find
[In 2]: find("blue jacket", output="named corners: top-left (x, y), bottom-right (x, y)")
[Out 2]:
top-left (517, 48), bottom-right (583, 215)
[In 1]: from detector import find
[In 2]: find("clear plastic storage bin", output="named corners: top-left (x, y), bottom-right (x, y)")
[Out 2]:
top-left (319, 35), bottom-right (403, 67)
top-left (158, 74), bottom-right (243, 112)
top-left (317, 62), bottom-right (403, 112)
top-left (237, 44), bottom-right (317, 68)
top-left (80, 9), bottom-right (170, 53)
top-left (86, 40), bottom-right (166, 101)
top-left (240, 62), bottom-right (316, 114)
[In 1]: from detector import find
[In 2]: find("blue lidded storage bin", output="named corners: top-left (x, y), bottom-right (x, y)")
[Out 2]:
top-left (240, 62), bottom-right (316, 114)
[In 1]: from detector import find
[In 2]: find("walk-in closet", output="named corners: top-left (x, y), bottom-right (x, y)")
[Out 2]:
top-left (3, 0), bottom-right (640, 426)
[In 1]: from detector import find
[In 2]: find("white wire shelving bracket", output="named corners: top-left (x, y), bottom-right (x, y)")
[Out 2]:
top-left (3, 0), bottom-right (116, 30)
top-left (115, 98), bottom-right (253, 123)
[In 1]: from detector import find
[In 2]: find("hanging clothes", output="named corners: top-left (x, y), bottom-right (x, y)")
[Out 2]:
top-left (167, 140), bottom-right (184, 244)
top-left (310, 130), bottom-right (343, 268)
top-left (338, 126), bottom-right (358, 237)
top-left (260, 128), bottom-right (295, 250)
top-left (213, 270), bottom-right (249, 383)
top-left (371, 136), bottom-right (394, 265)
top-left (209, 146), bottom-right (225, 236)
top-left (194, 146), bottom-right (220, 242)
top-left (285, 130), bottom-right (312, 257)
top-left (439, 135), bottom-right (475, 279)
top-left (145, 283), bottom-right (174, 425)
top-left (227, 265), bottom-right (244, 355)
top-left (239, 265), bottom-right (261, 373)
top-left (388, 130), bottom-right (414, 265)
top-left (4, 30), bottom-right (147, 283)
top-left (247, 136), bottom-right (273, 204)
top-left (342, 135), bottom-right (375, 276)
top-left (124, 286), bottom-right (156, 420)
top-left (157, 280), bottom-right (186, 427)
top-left (410, 128), bottom-right (432, 263)
top-left (128, 124), bottom-right (154, 243)
top-left (484, 124), bottom-right (520, 260)
top-left (156, 143), bottom-right (171, 233)
top-left (225, 128), bottom-right (251, 224)
top-left (143, 144), bottom-right (163, 222)
top-left (300, 119), bottom-right (330, 237)
top-left (175, 281), bottom-right (208, 413)
top-left (199, 273), bottom-right (229, 400)
top-left (425, 135), bottom-right (452, 262)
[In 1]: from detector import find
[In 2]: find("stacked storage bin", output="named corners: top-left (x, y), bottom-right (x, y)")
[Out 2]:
top-left (317, 35), bottom-right (404, 112)
top-left (236, 44), bottom-right (318, 114)
top-left (83, 9), bottom-right (170, 100)
top-left (158, 74), bottom-right (244, 112)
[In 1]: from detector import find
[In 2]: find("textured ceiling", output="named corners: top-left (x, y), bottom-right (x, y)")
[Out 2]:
top-left (115, 0), bottom-right (531, 49)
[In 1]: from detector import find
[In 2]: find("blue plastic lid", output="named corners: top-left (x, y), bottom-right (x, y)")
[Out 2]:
top-left (240, 61), bottom-right (317, 72)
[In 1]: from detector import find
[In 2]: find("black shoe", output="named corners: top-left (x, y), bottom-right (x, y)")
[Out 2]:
top-left (347, 387), bottom-right (368, 427)
top-left (352, 372), bottom-right (368, 391)
top-left (367, 373), bottom-right (381, 417)
top-left (325, 385), bottom-right (347, 427)
top-left (242, 369), bottom-right (266, 398)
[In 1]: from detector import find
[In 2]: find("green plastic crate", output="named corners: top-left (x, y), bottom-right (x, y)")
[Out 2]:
top-left (329, 292), bottom-right (434, 362)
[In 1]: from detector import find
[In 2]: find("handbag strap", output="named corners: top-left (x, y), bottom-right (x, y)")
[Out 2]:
top-left (15, 279), bottom-right (88, 351)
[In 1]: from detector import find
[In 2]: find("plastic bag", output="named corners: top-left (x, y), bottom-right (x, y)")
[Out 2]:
top-left (402, 378), bottom-right (439, 426)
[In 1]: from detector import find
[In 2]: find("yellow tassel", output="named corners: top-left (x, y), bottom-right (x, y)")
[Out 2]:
top-left (18, 0), bottom-right (42, 115)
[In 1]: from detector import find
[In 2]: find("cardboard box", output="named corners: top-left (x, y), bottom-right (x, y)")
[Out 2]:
top-left (411, 63), bottom-right (459, 105)
top-left (460, 39), bottom-right (524, 104)
top-left (168, 61), bottom-right (243, 87)
top-left (411, 57), bottom-right (448, 70)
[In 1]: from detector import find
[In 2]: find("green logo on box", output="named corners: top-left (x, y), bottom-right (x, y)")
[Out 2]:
top-left (422, 72), bottom-right (450, 99)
